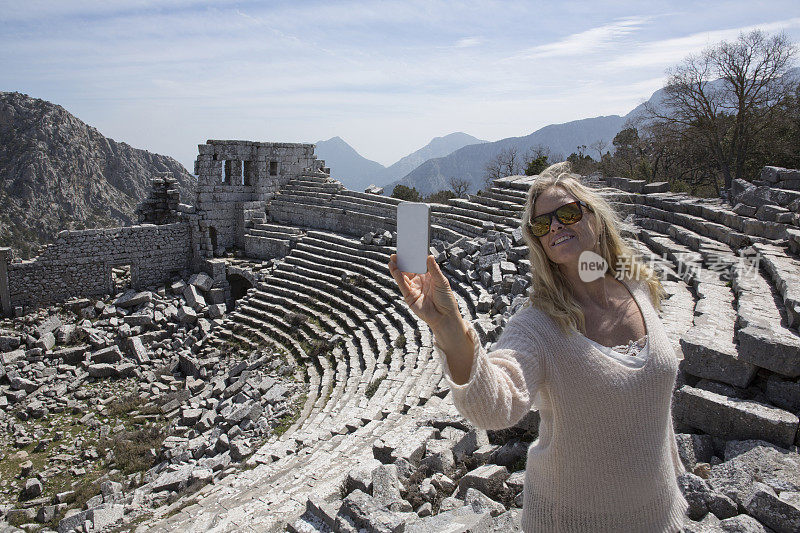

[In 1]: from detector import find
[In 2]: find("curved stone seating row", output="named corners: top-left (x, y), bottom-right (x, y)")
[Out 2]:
top-left (747, 241), bottom-right (800, 329)
top-left (233, 299), bottom-right (337, 422)
top-left (603, 188), bottom-right (800, 449)
top-left (251, 274), bottom-right (378, 435)
top-left (226, 308), bottom-right (326, 432)
top-left (249, 283), bottom-right (369, 415)
top-left (633, 192), bottom-right (792, 243)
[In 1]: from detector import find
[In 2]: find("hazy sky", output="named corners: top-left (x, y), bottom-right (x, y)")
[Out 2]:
top-left (2, 1), bottom-right (799, 171)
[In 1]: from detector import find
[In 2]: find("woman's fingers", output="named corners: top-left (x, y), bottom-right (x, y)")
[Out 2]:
top-left (388, 255), bottom-right (412, 298)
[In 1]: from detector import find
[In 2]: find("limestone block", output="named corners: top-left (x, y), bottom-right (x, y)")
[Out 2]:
top-left (674, 385), bottom-right (798, 449)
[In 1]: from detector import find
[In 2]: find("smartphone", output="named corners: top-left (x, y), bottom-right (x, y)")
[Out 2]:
top-left (396, 202), bottom-right (431, 274)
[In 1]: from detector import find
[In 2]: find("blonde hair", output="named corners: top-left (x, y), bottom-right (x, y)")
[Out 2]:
top-left (521, 161), bottom-right (666, 336)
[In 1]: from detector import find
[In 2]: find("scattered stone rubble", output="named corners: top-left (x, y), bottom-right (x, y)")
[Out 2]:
top-left (0, 270), bottom-right (306, 532)
top-left (2, 155), bottom-right (800, 532)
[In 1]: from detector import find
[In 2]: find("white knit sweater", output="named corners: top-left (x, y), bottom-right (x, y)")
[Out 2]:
top-left (433, 277), bottom-right (689, 533)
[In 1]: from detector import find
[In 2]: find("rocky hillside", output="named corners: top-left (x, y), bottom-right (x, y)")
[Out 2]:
top-left (0, 92), bottom-right (195, 259)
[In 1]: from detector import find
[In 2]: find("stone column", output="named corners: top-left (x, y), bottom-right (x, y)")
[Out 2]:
top-left (0, 247), bottom-right (11, 317)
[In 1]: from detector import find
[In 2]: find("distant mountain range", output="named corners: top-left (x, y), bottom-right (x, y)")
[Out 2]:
top-left (317, 85), bottom-right (677, 197)
top-left (315, 132), bottom-right (486, 192)
top-left (0, 91), bottom-right (195, 259)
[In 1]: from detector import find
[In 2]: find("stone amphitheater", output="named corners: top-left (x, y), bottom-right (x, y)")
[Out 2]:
top-left (1, 141), bottom-right (799, 533)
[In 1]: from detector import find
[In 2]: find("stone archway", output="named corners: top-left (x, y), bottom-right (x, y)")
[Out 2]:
top-left (227, 273), bottom-right (253, 303)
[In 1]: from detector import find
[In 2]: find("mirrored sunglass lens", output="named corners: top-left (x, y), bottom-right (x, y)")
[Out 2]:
top-left (556, 203), bottom-right (582, 223)
top-left (531, 217), bottom-right (550, 236)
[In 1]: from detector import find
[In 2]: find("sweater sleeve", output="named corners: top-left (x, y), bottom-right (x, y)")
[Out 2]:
top-left (432, 308), bottom-right (545, 430)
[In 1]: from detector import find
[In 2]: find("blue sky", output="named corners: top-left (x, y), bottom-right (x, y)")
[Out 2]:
top-left (2, 1), bottom-right (799, 171)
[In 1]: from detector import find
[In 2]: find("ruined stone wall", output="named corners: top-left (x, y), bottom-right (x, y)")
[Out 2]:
top-left (270, 200), bottom-right (395, 238)
top-left (193, 141), bottom-right (323, 257)
top-left (6, 222), bottom-right (191, 310)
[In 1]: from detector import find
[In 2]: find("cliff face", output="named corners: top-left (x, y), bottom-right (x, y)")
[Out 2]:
top-left (0, 92), bottom-right (195, 258)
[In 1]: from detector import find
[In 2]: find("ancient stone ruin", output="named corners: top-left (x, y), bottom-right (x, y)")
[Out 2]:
top-left (1, 141), bottom-right (799, 532)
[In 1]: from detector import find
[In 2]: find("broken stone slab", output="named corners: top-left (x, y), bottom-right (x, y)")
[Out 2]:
top-left (35, 315), bottom-right (62, 338)
top-left (189, 272), bottom-right (214, 292)
top-left (1, 348), bottom-right (25, 365)
top-left (229, 440), bottom-right (252, 462)
top-left (114, 290), bottom-right (152, 309)
top-left (8, 371), bottom-right (38, 393)
top-left (47, 345), bottom-right (88, 364)
top-left (209, 303), bottom-right (226, 319)
top-left (452, 429), bottom-right (489, 462)
top-left (680, 325), bottom-right (757, 388)
top-left (88, 363), bottom-right (121, 379)
top-left (675, 433), bottom-right (715, 472)
top-left (420, 438), bottom-right (455, 476)
top-left (0, 334), bottom-right (21, 352)
top-left (151, 466), bottom-right (193, 493)
top-left (743, 482), bottom-right (800, 533)
top-left (346, 458), bottom-right (382, 495)
top-left (678, 473), bottom-right (737, 521)
top-left (457, 464), bottom-right (510, 500)
top-left (707, 440), bottom-right (800, 508)
top-left (371, 464), bottom-right (412, 512)
top-left (90, 345), bottom-right (123, 364)
top-left (336, 489), bottom-right (416, 533)
top-left (177, 305), bottom-right (197, 323)
top-left (123, 336), bottom-right (149, 363)
top-left (178, 352), bottom-right (201, 378)
top-left (56, 503), bottom-right (123, 533)
top-left (673, 385), bottom-right (799, 449)
top-left (737, 324), bottom-right (800, 378)
top-left (464, 488), bottom-right (506, 517)
top-left (404, 505), bottom-right (493, 533)
top-left (123, 312), bottom-right (154, 327)
top-left (35, 331), bottom-right (55, 351)
top-left (183, 285), bottom-right (206, 310)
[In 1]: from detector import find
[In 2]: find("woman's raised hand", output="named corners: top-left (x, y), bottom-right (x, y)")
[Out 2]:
top-left (388, 254), bottom-right (463, 332)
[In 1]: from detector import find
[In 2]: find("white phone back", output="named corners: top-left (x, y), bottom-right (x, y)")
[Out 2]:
top-left (396, 202), bottom-right (430, 274)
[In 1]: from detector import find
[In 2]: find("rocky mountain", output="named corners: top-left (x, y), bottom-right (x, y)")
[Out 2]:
top-left (384, 114), bottom-right (628, 196)
top-left (315, 133), bottom-right (485, 192)
top-left (382, 132), bottom-right (486, 184)
top-left (314, 136), bottom-right (386, 193)
top-left (0, 92), bottom-right (195, 259)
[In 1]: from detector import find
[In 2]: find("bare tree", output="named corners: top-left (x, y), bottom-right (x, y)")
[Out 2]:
top-left (645, 30), bottom-right (797, 197)
top-left (483, 147), bottom-right (520, 189)
top-left (447, 176), bottom-right (470, 198)
top-left (589, 139), bottom-right (609, 160)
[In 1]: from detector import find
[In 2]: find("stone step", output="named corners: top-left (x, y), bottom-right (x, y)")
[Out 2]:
top-left (339, 189), bottom-right (402, 207)
top-left (465, 193), bottom-right (524, 213)
top-left (679, 272), bottom-right (758, 388)
top-left (443, 200), bottom-right (520, 227)
top-left (271, 192), bottom-right (334, 206)
top-left (673, 384), bottom-right (799, 449)
top-left (252, 223), bottom-right (304, 235)
top-left (493, 175), bottom-right (536, 192)
top-left (639, 193), bottom-right (792, 242)
top-left (730, 258), bottom-right (800, 378)
top-left (635, 204), bottom-right (752, 251)
top-left (330, 197), bottom-right (394, 217)
top-left (484, 188), bottom-right (527, 204)
top-left (260, 271), bottom-right (382, 355)
top-left (748, 242), bottom-right (800, 330)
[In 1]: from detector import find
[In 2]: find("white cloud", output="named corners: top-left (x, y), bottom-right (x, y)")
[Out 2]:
top-left (514, 16), bottom-right (651, 59)
top-left (455, 37), bottom-right (482, 48)
top-left (603, 17), bottom-right (800, 70)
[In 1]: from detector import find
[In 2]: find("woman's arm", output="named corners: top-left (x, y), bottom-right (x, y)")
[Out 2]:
top-left (433, 308), bottom-right (545, 431)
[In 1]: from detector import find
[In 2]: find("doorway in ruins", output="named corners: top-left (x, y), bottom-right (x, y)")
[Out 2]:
top-left (227, 273), bottom-right (252, 303)
top-left (112, 264), bottom-right (132, 293)
top-left (209, 226), bottom-right (218, 256)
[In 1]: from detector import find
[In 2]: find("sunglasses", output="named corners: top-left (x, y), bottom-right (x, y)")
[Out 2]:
top-left (528, 200), bottom-right (593, 238)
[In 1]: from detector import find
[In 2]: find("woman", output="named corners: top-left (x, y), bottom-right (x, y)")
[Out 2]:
top-left (388, 162), bottom-right (689, 532)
